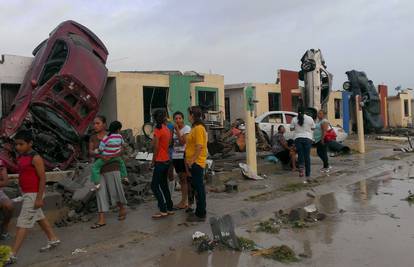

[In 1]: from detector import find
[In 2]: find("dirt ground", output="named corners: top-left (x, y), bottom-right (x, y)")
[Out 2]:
top-left (2, 137), bottom-right (413, 267)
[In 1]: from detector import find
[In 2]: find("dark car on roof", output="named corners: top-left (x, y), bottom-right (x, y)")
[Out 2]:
top-left (0, 20), bottom-right (108, 172)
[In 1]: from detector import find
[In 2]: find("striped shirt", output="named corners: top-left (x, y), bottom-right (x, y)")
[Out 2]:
top-left (99, 134), bottom-right (124, 156)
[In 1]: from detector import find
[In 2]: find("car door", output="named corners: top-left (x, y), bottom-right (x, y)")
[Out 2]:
top-left (260, 113), bottom-right (284, 140)
top-left (283, 113), bottom-right (297, 141)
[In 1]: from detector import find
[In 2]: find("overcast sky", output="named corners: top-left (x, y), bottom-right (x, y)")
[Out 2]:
top-left (0, 0), bottom-right (412, 93)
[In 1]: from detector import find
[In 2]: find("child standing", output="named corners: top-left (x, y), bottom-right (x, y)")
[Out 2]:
top-left (90, 121), bottom-right (128, 191)
top-left (7, 130), bottom-right (60, 265)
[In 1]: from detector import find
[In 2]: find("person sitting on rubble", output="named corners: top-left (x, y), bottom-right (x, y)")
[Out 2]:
top-left (151, 109), bottom-right (174, 219)
top-left (0, 159), bottom-right (14, 240)
top-left (272, 125), bottom-right (297, 171)
top-left (6, 130), bottom-right (61, 265)
top-left (90, 121), bottom-right (128, 191)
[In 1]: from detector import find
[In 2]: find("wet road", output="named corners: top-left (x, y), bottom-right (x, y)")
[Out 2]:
top-left (159, 165), bottom-right (414, 267)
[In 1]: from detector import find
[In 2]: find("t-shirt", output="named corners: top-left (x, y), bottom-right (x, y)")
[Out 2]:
top-left (290, 114), bottom-right (315, 141)
top-left (99, 133), bottom-right (124, 156)
top-left (90, 134), bottom-right (120, 174)
top-left (314, 119), bottom-right (329, 143)
top-left (185, 124), bottom-right (208, 168)
top-left (154, 125), bottom-right (171, 162)
top-left (17, 151), bottom-right (39, 193)
top-left (271, 133), bottom-right (287, 154)
top-left (172, 125), bottom-right (191, 159)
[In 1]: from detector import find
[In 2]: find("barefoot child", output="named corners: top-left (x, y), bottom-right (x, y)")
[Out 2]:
top-left (7, 130), bottom-right (60, 264)
top-left (90, 121), bottom-right (128, 191)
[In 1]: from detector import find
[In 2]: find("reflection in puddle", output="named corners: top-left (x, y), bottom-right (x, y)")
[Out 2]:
top-left (160, 173), bottom-right (414, 267)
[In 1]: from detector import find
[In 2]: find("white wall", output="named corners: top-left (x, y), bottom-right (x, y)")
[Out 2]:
top-left (225, 88), bottom-right (245, 122)
top-left (0, 54), bottom-right (33, 84)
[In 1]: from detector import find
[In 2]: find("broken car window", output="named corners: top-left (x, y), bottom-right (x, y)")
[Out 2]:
top-left (38, 40), bottom-right (68, 86)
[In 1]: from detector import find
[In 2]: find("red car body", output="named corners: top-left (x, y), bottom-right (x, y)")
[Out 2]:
top-left (0, 20), bottom-right (108, 173)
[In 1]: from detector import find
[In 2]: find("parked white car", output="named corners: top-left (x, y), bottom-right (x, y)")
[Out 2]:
top-left (255, 111), bottom-right (348, 143)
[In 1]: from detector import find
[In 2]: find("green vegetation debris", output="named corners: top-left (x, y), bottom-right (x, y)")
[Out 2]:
top-left (404, 190), bottom-right (414, 203)
top-left (256, 218), bottom-right (280, 234)
top-left (237, 237), bottom-right (257, 251)
top-left (0, 245), bottom-right (12, 266)
top-left (252, 245), bottom-right (299, 263)
top-left (279, 182), bottom-right (313, 192)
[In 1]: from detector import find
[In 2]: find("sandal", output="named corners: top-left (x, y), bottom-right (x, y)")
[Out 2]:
top-left (118, 214), bottom-right (127, 221)
top-left (90, 223), bottom-right (106, 229)
top-left (174, 204), bottom-right (188, 210)
top-left (152, 212), bottom-right (168, 219)
top-left (167, 211), bottom-right (175, 215)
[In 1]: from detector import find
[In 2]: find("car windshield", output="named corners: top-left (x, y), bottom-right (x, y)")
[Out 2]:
top-left (30, 105), bottom-right (79, 142)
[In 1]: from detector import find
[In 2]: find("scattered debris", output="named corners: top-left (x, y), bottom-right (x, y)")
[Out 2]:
top-left (0, 245), bottom-right (12, 266)
top-left (265, 155), bottom-right (278, 163)
top-left (252, 245), bottom-right (299, 263)
top-left (239, 163), bottom-right (264, 180)
top-left (237, 237), bottom-right (257, 251)
top-left (209, 215), bottom-right (240, 250)
top-left (404, 190), bottom-right (414, 203)
top-left (224, 181), bottom-right (238, 193)
top-left (71, 248), bottom-right (88, 256)
top-left (256, 218), bottom-right (280, 234)
top-left (380, 155), bottom-right (401, 161)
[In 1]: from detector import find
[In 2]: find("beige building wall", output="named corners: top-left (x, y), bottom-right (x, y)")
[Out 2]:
top-left (190, 74), bottom-right (225, 117)
top-left (110, 71), bottom-right (169, 135)
top-left (327, 91), bottom-right (343, 127)
top-left (252, 83), bottom-right (281, 117)
top-left (388, 92), bottom-right (412, 127)
top-left (225, 88), bottom-right (244, 122)
top-left (224, 83), bottom-right (281, 122)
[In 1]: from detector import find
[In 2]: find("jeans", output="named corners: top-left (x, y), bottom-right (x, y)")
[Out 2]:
top-left (151, 162), bottom-right (173, 213)
top-left (316, 141), bottom-right (329, 168)
top-left (190, 163), bottom-right (206, 218)
top-left (295, 138), bottom-right (313, 177)
top-left (91, 157), bottom-right (127, 184)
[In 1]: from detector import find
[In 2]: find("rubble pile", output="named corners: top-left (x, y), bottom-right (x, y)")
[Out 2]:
top-left (252, 245), bottom-right (299, 263)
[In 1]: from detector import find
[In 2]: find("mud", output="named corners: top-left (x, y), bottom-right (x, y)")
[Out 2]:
top-left (159, 169), bottom-right (414, 267)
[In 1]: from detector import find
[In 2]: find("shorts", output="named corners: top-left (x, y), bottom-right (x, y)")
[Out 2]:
top-left (173, 159), bottom-right (186, 174)
top-left (0, 190), bottom-right (10, 202)
top-left (17, 193), bottom-right (45, 229)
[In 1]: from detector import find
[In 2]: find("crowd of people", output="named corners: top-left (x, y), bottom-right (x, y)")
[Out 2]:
top-left (0, 105), bottom-right (209, 265)
top-left (0, 103), bottom-right (340, 264)
top-left (272, 107), bottom-right (337, 183)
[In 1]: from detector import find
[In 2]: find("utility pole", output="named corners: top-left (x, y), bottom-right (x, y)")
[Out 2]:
top-left (356, 95), bottom-right (366, 153)
top-left (244, 86), bottom-right (257, 174)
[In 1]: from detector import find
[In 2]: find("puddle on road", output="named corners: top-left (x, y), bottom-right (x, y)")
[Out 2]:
top-left (159, 171), bottom-right (414, 267)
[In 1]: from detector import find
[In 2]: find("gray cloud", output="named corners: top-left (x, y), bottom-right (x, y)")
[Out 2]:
top-left (0, 0), bottom-right (412, 92)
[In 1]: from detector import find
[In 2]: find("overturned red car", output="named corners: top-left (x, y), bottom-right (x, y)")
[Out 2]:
top-left (0, 20), bottom-right (108, 172)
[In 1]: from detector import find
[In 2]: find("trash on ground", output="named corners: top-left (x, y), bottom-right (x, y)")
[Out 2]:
top-left (404, 190), bottom-right (414, 203)
top-left (0, 245), bottom-right (12, 266)
top-left (256, 218), bottom-right (280, 234)
top-left (239, 163), bottom-right (264, 180)
top-left (252, 245), bottom-right (299, 263)
top-left (71, 248), bottom-right (88, 256)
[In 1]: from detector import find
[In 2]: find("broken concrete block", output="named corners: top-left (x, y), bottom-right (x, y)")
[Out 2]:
top-left (225, 181), bottom-right (238, 193)
top-left (72, 181), bottom-right (95, 203)
top-left (288, 208), bottom-right (307, 222)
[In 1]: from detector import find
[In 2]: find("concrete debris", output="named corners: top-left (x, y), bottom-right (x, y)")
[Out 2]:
top-left (224, 181), bottom-right (238, 193)
top-left (71, 248), bottom-right (88, 256)
top-left (239, 163), bottom-right (264, 180)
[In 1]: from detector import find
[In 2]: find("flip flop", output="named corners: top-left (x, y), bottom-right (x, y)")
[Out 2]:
top-left (173, 205), bottom-right (188, 210)
top-left (152, 213), bottom-right (168, 219)
top-left (118, 214), bottom-right (127, 221)
top-left (90, 223), bottom-right (106, 229)
top-left (167, 211), bottom-right (175, 215)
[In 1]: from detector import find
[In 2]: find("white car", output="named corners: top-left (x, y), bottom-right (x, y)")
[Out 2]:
top-left (255, 111), bottom-right (347, 143)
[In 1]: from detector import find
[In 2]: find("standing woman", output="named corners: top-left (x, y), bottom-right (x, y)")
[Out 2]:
top-left (290, 107), bottom-right (315, 180)
top-left (314, 110), bottom-right (330, 173)
top-left (89, 116), bottom-right (127, 229)
top-left (185, 106), bottom-right (208, 222)
top-left (151, 109), bottom-right (174, 219)
top-left (172, 111), bottom-right (192, 209)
